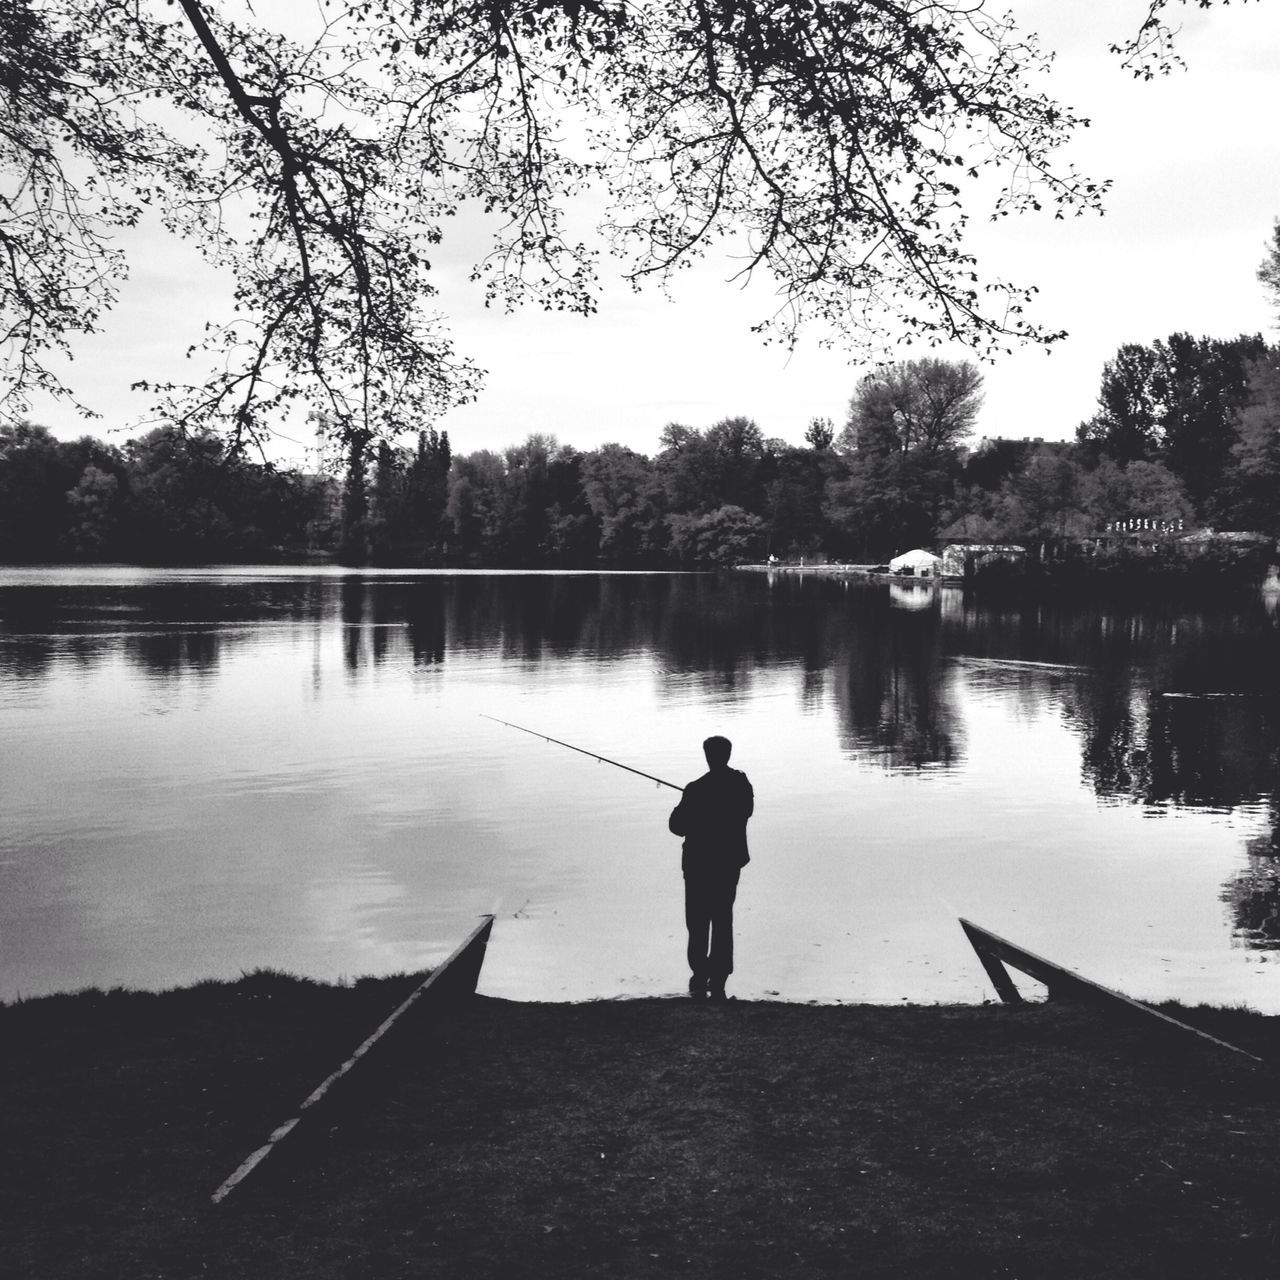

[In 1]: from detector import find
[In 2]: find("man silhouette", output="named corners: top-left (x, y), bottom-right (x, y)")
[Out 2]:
top-left (668, 735), bottom-right (754, 1002)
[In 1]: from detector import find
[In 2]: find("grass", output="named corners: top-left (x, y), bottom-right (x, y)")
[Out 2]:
top-left (3, 975), bottom-right (1279, 1278)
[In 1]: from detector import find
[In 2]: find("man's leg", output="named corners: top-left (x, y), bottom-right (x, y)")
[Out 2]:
top-left (706, 873), bottom-right (740, 998)
top-left (684, 875), bottom-right (712, 997)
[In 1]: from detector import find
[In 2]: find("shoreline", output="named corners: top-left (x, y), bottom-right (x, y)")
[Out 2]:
top-left (5, 973), bottom-right (1280, 1278)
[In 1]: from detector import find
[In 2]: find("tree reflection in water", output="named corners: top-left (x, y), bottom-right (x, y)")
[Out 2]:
top-left (832, 593), bottom-right (959, 770)
top-left (1227, 824), bottom-right (1280, 949)
top-left (1042, 600), bottom-right (1280, 952)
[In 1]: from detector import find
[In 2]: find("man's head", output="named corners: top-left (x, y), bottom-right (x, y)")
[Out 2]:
top-left (703, 735), bottom-right (732, 768)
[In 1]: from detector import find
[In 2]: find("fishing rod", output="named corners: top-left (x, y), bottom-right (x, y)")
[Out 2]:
top-left (480, 714), bottom-right (684, 792)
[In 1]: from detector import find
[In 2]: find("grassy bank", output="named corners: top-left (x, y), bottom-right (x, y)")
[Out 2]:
top-left (3, 974), bottom-right (1279, 1279)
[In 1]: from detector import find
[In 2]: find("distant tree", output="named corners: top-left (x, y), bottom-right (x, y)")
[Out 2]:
top-left (656, 417), bottom-right (767, 518)
top-left (704, 417), bottom-right (768, 512)
top-left (671, 505), bottom-right (766, 568)
top-left (580, 444), bottom-right (665, 565)
top-left (997, 447), bottom-right (1089, 542)
top-left (937, 503), bottom-right (1001, 545)
top-left (1123, 460), bottom-right (1196, 526)
top-left (406, 426), bottom-right (452, 560)
top-left (298, 473), bottom-right (341, 554)
top-left (1079, 457), bottom-right (1130, 527)
top-left (824, 449), bottom-right (955, 560)
top-left (1081, 457), bottom-right (1192, 529)
top-left (804, 417), bottom-right (835, 452)
top-left (1218, 353), bottom-right (1280, 535)
top-left (119, 427), bottom-right (243, 560)
top-left (65, 463), bottom-right (121, 557)
top-left (367, 441), bottom-right (413, 563)
top-left (0, 422), bottom-right (83, 558)
top-left (962, 437), bottom-right (1038, 493)
top-left (1077, 333), bottom-right (1268, 510)
top-left (1260, 219), bottom-right (1280, 327)
top-left (338, 433), bottom-right (372, 564)
top-left (0, 418), bottom-right (335, 563)
top-left (1158, 333), bottom-right (1268, 510)
top-left (764, 446), bottom-right (833, 559)
top-left (1077, 344), bottom-right (1163, 463)
top-left (539, 445), bottom-right (598, 565)
top-left (839, 359), bottom-right (983, 456)
top-left (501, 434), bottom-right (559, 567)
top-left (446, 450), bottom-right (510, 563)
top-left (542, 499), bottom-right (599, 566)
top-left (655, 424), bottom-right (718, 515)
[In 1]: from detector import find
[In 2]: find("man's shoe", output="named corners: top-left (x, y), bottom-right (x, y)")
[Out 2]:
top-left (688, 976), bottom-right (707, 1001)
top-left (707, 985), bottom-right (727, 1003)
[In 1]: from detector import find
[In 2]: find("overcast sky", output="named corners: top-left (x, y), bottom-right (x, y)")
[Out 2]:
top-left (26, 0), bottom-right (1280, 465)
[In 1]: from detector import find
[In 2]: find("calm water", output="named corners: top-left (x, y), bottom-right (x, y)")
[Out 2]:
top-left (3, 567), bottom-right (1280, 1009)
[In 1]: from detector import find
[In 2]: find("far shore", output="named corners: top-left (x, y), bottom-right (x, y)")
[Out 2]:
top-left (5, 972), bottom-right (1279, 1278)
top-left (738, 561), bottom-right (883, 574)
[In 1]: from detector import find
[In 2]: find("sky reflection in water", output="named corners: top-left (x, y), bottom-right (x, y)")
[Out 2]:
top-left (2, 568), bottom-right (1279, 1010)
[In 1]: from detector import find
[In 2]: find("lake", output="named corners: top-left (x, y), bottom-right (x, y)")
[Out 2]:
top-left (3, 566), bottom-right (1279, 1010)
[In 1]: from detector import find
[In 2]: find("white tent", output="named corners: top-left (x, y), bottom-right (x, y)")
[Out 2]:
top-left (888, 548), bottom-right (941, 576)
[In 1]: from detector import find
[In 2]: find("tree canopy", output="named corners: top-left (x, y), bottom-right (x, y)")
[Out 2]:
top-left (1260, 219), bottom-right (1280, 327)
top-left (0, 0), bottom-right (1238, 450)
top-left (840, 357), bottom-right (983, 455)
top-left (1076, 332), bottom-right (1267, 508)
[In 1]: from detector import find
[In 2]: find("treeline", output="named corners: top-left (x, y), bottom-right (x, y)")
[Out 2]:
top-left (4, 338), bottom-right (1279, 567)
top-left (342, 340), bottom-right (1280, 567)
top-left (0, 425), bottom-right (334, 563)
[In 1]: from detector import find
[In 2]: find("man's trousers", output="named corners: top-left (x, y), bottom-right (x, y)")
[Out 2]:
top-left (684, 869), bottom-right (741, 985)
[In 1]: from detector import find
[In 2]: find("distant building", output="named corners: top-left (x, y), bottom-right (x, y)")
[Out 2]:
top-left (888, 548), bottom-right (942, 577)
top-left (1176, 529), bottom-right (1274, 552)
top-left (941, 544), bottom-right (1027, 581)
top-left (1083, 525), bottom-right (1274, 558)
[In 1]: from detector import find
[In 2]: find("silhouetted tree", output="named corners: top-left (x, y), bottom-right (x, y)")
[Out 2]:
top-left (65, 463), bottom-right (121, 557)
top-left (502, 434), bottom-right (560, 567)
top-left (446, 450), bottom-right (511, 564)
top-left (656, 424), bottom-right (722, 516)
top-left (406, 426), bottom-right (452, 560)
top-left (580, 443), bottom-right (666, 565)
top-left (1260, 218), bottom-right (1280, 327)
top-left (1159, 332), bottom-right (1268, 511)
top-left (0, 420), bottom-right (336, 563)
top-left (704, 417), bottom-right (768, 512)
top-left (962, 437), bottom-right (1038, 494)
top-left (338, 433), bottom-right (372, 564)
top-left (1219, 353), bottom-right (1280, 535)
top-left (540, 445), bottom-right (598, 565)
top-left (804, 417), bottom-right (835, 452)
top-left (1077, 333), bottom-right (1269, 512)
top-left (764, 446), bottom-right (834, 558)
top-left (668, 504), bottom-right (765, 567)
top-left (0, 422), bottom-right (92, 559)
top-left (995, 447), bottom-right (1088, 543)
top-left (1077, 344), bottom-right (1163, 464)
top-left (839, 359), bottom-right (983, 456)
top-left (825, 448), bottom-right (957, 560)
top-left (1080, 458), bottom-right (1193, 529)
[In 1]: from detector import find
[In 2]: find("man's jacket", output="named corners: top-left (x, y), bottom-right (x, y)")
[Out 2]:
top-left (668, 767), bottom-right (754, 877)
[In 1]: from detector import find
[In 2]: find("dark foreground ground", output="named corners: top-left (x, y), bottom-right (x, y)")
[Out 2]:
top-left (3, 975), bottom-right (1280, 1280)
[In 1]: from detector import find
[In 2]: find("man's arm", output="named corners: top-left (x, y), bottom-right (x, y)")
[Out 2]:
top-left (669, 783), bottom-right (693, 836)
top-left (670, 775), bottom-right (708, 836)
top-left (668, 800), bottom-right (687, 836)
